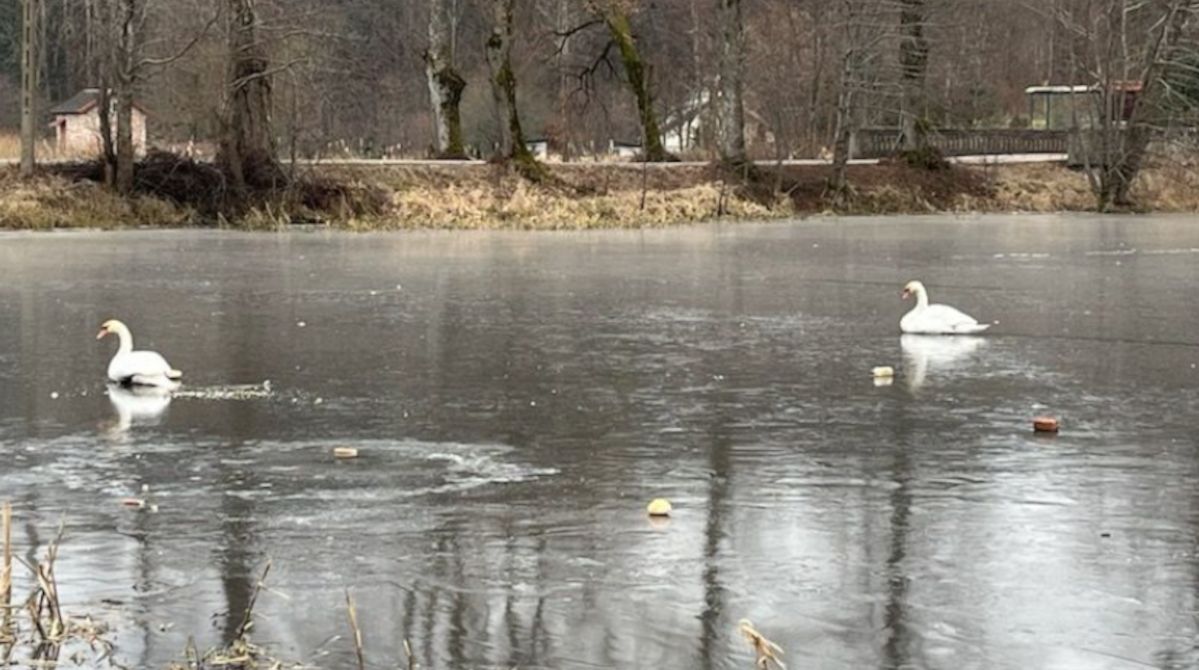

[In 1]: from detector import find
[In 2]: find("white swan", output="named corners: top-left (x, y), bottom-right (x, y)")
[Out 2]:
top-left (97, 319), bottom-right (182, 387)
top-left (899, 281), bottom-right (990, 335)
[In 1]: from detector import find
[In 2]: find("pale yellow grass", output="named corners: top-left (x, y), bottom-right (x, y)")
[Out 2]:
top-left (0, 170), bottom-right (190, 229)
top-left (357, 179), bottom-right (781, 230)
top-left (0, 132), bottom-right (60, 160)
top-left (956, 162), bottom-right (1199, 213)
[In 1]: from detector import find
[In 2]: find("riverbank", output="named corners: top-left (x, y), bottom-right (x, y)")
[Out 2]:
top-left (1, 159), bottom-right (1197, 230)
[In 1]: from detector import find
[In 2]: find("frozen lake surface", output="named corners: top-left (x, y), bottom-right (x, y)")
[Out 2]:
top-left (1, 214), bottom-right (1198, 669)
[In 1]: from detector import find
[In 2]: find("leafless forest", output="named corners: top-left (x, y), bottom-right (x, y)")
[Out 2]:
top-left (1, 0), bottom-right (1197, 209)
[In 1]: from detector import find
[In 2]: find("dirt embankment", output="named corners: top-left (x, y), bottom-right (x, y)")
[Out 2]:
top-left (1, 157), bottom-right (1198, 230)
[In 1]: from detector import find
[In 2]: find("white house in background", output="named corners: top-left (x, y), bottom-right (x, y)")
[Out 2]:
top-left (48, 88), bottom-right (147, 157)
top-left (524, 137), bottom-right (549, 160)
top-left (608, 139), bottom-right (642, 159)
top-left (661, 90), bottom-right (711, 155)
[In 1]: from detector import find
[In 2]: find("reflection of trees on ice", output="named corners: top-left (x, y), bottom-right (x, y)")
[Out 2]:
top-left (106, 383), bottom-right (171, 434)
top-left (900, 335), bottom-right (986, 392)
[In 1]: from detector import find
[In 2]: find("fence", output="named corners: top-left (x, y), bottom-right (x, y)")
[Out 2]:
top-left (853, 128), bottom-right (1071, 159)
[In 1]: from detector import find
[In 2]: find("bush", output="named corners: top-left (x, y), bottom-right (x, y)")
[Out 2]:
top-left (896, 145), bottom-right (950, 171)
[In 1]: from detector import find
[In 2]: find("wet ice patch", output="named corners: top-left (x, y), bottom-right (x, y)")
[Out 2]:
top-left (1086, 247), bottom-right (1199, 257)
top-left (426, 450), bottom-right (558, 491)
top-left (993, 252), bottom-right (1052, 260)
top-left (0, 433), bottom-right (213, 506)
top-left (173, 382), bottom-right (274, 401)
top-left (241, 438), bottom-right (558, 498)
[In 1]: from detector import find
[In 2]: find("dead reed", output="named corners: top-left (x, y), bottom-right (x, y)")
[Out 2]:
top-left (1, 502), bottom-right (11, 645)
top-left (0, 505), bottom-right (120, 668)
top-left (169, 560), bottom-right (300, 670)
top-left (738, 619), bottom-right (786, 670)
top-left (344, 590), bottom-right (365, 670)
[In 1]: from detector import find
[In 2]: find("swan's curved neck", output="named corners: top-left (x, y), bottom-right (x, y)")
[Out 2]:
top-left (113, 326), bottom-right (133, 354)
top-left (914, 287), bottom-right (929, 308)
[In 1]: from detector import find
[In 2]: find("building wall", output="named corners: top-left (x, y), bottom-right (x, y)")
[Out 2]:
top-left (55, 109), bottom-right (147, 157)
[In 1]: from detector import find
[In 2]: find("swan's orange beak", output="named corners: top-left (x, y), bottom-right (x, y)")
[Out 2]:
top-left (96, 327), bottom-right (109, 340)
top-left (901, 288), bottom-right (911, 300)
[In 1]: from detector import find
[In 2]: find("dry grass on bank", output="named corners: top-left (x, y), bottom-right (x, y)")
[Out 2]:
top-left (961, 160), bottom-right (1199, 213)
top-left (320, 162), bottom-right (761, 229)
top-left (323, 161), bottom-right (994, 228)
top-left (0, 167), bottom-right (192, 229)
top-left (358, 179), bottom-right (774, 230)
top-left (3, 158), bottom-right (1199, 231)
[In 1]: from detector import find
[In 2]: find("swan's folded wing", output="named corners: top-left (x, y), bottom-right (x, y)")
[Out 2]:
top-left (925, 304), bottom-right (985, 331)
top-left (110, 350), bottom-right (175, 380)
top-left (130, 373), bottom-right (176, 387)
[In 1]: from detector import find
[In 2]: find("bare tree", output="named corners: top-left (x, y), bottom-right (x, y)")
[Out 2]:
top-left (218, 0), bottom-right (278, 190)
top-left (14, 0), bottom-right (1191, 180)
top-left (579, 0), bottom-right (670, 161)
top-left (1060, 0), bottom-right (1198, 209)
top-left (486, 0), bottom-right (534, 163)
top-left (830, 0), bottom-right (887, 196)
top-left (113, 0), bottom-right (141, 194)
top-left (898, 0), bottom-right (928, 150)
top-left (80, 0), bottom-right (217, 193)
top-left (553, 0), bottom-right (575, 159)
top-left (19, 0), bottom-right (37, 177)
top-left (716, 0), bottom-right (746, 164)
top-left (426, 0), bottom-right (466, 158)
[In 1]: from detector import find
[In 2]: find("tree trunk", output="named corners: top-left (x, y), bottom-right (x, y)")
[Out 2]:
top-left (219, 0), bottom-right (279, 191)
top-left (19, 0), bottom-right (37, 177)
top-left (115, 81), bottom-right (134, 194)
top-left (601, 5), bottom-right (669, 161)
top-left (688, 0), bottom-right (703, 152)
top-left (716, 0), bottom-right (746, 164)
top-left (555, 0), bottom-right (573, 160)
top-left (114, 0), bottom-right (137, 195)
top-left (830, 50), bottom-right (856, 198)
top-left (807, 9), bottom-right (825, 155)
top-left (425, 0), bottom-right (466, 158)
top-left (485, 0), bottom-right (531, 161)
top-left (97, 82), bottom-right (116, 187)
top-left (1095, 0), bottom-right (1194, 209)
top-left (898, 0), bottom-right (929, 151)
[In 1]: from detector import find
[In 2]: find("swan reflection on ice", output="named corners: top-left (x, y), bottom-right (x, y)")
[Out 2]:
top-left (105, 383), bottom-right (172, 433)
top-left (900, 334), bottom-right (987, 391)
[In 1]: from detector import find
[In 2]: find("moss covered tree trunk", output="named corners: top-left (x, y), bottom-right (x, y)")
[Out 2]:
top-left (898, 0), bottom-right (929, 151)
top-left (716, 0), bottom-right (746, 164)
top-left (599, 4), bottom-right (669, 162)
top-left (218, 0), bottom-right (280, 192)
top-left (485, 0), bottom-right (532, 162)
top-left (425, 0), bottom-right (466, 158)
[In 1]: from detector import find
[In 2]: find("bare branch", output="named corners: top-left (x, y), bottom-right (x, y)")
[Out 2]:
top-left (229, 58), bottom-right (307, 92)
top-left (136, 5), bottom-right (222, 69)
